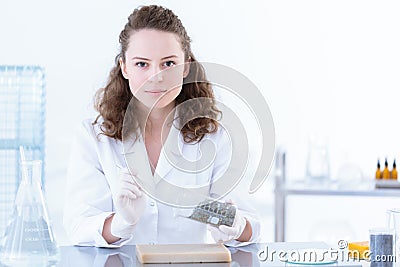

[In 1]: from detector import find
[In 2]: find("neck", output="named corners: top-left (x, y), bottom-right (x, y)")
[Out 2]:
top-left (137, 101), bottom-right (175, 135)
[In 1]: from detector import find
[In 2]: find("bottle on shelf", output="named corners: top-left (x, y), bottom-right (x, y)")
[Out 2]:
top-left (383, 158), bottom-right (390, 179)
top-left (392, 159), bottom-right (398, 180)
top-left (375, 159), bottom-right (381, 179)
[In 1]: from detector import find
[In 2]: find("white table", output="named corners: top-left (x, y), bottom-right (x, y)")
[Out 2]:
top-left (52, 242), bottom-right (364, 267)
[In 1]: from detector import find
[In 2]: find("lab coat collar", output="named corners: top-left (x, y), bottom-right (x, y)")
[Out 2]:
top-left (120, 112), bottom-right (183, 184)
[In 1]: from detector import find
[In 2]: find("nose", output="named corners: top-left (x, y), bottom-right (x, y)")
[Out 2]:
top-left (148, 66), bottom-right (163, 82)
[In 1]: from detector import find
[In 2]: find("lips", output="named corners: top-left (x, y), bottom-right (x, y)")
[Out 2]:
top-left (145, 90), bottom-right (167, 94)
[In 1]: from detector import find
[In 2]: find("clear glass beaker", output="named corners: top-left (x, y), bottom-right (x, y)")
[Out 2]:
top-left (305, 134), bottom-right (330, 182)
top-left (0, 160), bottom-right (59, 267)
top-left (388, 208), bottom-right (400, 265)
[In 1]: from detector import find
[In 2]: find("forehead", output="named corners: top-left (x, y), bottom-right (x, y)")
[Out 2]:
top-left (126, 29), bottom-right (184, 58)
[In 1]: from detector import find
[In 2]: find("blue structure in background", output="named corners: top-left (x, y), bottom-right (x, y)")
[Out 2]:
top-left (0, 65), bottom-right (46, 237)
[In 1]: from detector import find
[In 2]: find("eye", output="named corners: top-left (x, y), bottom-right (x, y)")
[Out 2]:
top-left (135, 62), bottom-right (148, 68)
top-left (163, 61), bottom-right (176, 68)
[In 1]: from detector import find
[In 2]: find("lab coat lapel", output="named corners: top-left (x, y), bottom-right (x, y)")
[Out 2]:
top-left (120, 128), bottom-right (183, 187)
top-left (120, 117), bottom-right (196, 186)
top-left (121, 134), bottom-right (154, 185)
top-left (120, 124), bottom-right (204, 206)
top-left (154, 123), bottom-right (183, 182)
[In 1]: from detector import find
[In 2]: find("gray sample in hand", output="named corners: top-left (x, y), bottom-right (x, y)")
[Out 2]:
top-left (188, 200), bottom-right (236, 227)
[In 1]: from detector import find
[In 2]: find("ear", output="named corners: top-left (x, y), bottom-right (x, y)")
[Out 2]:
top-left (119, 57), bottom-right (128, 79)
top-left (183, 61), bottom-right (190, 78)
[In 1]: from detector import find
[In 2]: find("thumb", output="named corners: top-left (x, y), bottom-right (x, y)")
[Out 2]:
top-left (119, 167), bottom-right (138, 177)
top-left (207, 224), bottom-right (219, 233)
top-left (225, 199), bottom-right (235, 205)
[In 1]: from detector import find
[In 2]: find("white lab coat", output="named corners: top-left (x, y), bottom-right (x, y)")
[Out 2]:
top-left (63, 118), bottom-right (261, 248)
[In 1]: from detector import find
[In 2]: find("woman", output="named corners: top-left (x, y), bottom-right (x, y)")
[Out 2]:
top-left (63, 5), bottom-right (260, 247)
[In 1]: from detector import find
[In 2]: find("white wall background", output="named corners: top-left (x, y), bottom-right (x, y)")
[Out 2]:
top-left (1, 0), bottom-right (400, 245)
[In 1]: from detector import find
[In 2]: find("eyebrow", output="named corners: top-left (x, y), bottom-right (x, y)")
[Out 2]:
top-left (131, 55), bottom-right (179, 61)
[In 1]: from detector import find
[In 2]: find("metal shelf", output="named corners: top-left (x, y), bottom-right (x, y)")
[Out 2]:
top-left (274, 149), bottom-right (400, 242)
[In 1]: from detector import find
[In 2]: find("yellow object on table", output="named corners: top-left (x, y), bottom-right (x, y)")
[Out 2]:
top-left (348, 241), bottom-right (369, 260)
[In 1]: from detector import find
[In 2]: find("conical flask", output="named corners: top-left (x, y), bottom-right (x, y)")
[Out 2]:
top-left (0, 160), bottom-right (59, 266)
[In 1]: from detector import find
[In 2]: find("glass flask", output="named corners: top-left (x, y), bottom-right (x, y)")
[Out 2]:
top-left (387, 208), bottom-right (400, 267)
top-left (0, 160), bottom-right (59, 267)
top-left (305, 134), bottom-right (330, 182)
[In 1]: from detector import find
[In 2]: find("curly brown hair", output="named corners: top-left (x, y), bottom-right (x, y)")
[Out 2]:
top-left (93, 5), bottom-right (221, 143)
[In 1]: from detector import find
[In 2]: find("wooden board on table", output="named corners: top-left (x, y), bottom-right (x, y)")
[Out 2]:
top-left (136, 243), bottom-right (232, 264)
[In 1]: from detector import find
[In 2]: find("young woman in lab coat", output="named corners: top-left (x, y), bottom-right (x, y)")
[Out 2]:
top-left (63, 5), bottom-right (260, 247)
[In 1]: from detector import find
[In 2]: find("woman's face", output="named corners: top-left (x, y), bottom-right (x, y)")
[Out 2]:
top-left (120, 29), bottom-right (188, 110)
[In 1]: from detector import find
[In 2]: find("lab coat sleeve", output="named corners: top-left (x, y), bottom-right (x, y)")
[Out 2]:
top-left (63, 120), bottom-right (131, 247)
top-left (210, 128), bottom-right (261, 247)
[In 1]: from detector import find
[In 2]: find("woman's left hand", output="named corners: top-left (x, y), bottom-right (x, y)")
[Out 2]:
top-left (207, 210), bottom-right (247, 243)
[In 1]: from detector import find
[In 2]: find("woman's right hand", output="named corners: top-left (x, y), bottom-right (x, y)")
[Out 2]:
top-left (110, 168), bottom-right (147, 238)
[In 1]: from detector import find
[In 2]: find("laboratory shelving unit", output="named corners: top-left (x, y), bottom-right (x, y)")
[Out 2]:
top-left (0, 65), bottom-right (46, 237)
top-left (274, 148), bottom-right (400, 242)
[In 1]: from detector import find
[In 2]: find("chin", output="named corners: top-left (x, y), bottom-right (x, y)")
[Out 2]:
top-left (139, 99), bottom-right (173, 110)
top-left (155, 94), bottom-right (181, 109)
top-left (153, 100), bottom-right (175, 110)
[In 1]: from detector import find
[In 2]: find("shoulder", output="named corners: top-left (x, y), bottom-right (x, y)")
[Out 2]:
top-left (76, 117), bottom-right (98, 136)
top-left (201, 126), bottom-right (231, 150)
top-left (202, 124), bottom-right (228, 140)
top-left (74, 117), bottom-right (110, 143)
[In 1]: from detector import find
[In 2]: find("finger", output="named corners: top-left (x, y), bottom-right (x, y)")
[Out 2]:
top-left (120, 172), bottom-right (138, 182)
top-left (214, 237), bottom-right (224, 243)
top-left (120, 185), bottom-right (144, 199)
top-left (121, 178), bottom-right (140, 187)
top-left (119, 167), bottom-right (138, 177)
top-left (118, 167), bottom-right (129, 174)
top-left (120, 173), bottom-right (142, 185)
top-left (225, 199), bottom-right (235, 205)
top-left (121, 182), bottom-right (142, 197)
top-left (126, 178), bottom-right (144, 191)
top-left (207, 224), bottom-right (218, 232)
top-left (219, 225), bottom-right (238, 236)
top-left (120, 173), bottom-right (143, 191)
top-left (118, 189), bottom-right (138, 200)
top-left (207, 225), bottom-right (225, 243)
